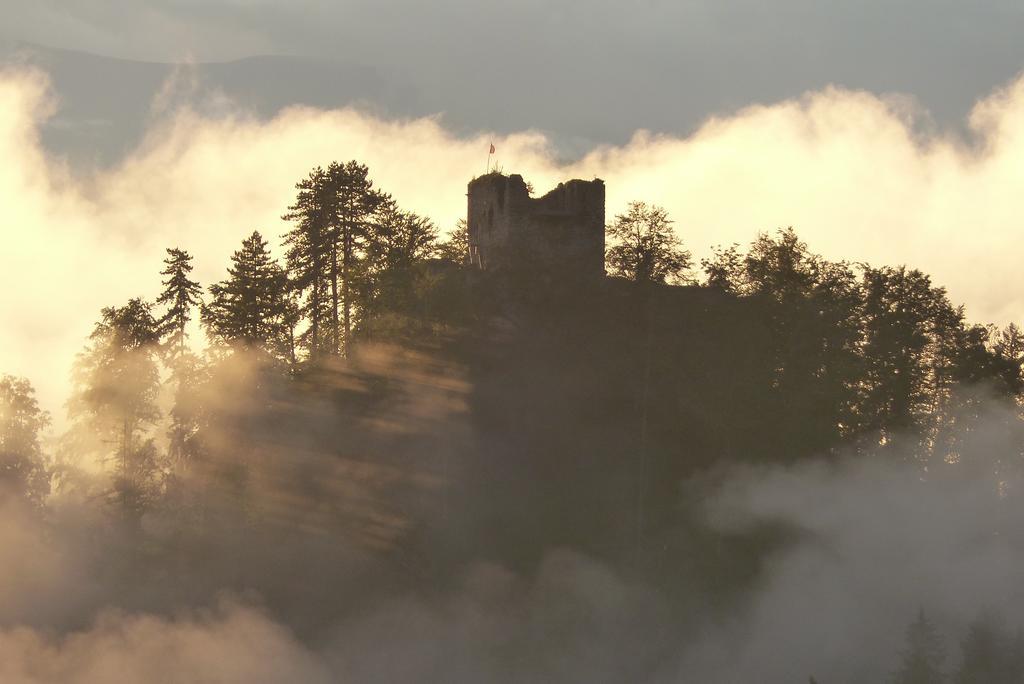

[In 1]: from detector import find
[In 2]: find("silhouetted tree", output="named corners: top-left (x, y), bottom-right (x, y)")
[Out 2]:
top-left (68, 298), bottom-right (163, 522)
top-left (283, 166), bottom-right (332, 360)
top-left (202, 231), bottom-right (289, 354)
top-left (700, 229), bottom-right (864, 458)
top-left (988, 323), bottom-right (1024, 400)
top-left (701, 243), bottom-right (744, 292)
top-left (354, 200), bottom-right (445, 341)
top-left (993, 323), bottom-right (1024, 368)
top-left (0, 374), bottom-right (50, 506)
top-left (750, 231), bottom-right (864, 453)
top-left (156, 247), bottom-right (202, 360)
top-left (437, 218), bottom-right (470, 265)
top-left (278, 286), bottom-right (302, 367)
top-left (894, 609), bottom-right (947, 684)
top-left (156, 248), bottom-right (203, 473)
top-left (860, 266), bottom-right (958, 457)
top-left (606, 201), bottom-right (691, 284)
top-left (366, 199), bottom-right (438, 273)
top-left (325, 160), bottom-right (386, 356)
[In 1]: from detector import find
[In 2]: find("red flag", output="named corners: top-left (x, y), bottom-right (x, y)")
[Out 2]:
top-left (489, 143), bottom-right (495, 154)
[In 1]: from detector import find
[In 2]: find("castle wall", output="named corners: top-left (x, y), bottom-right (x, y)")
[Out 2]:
top-left (467, 173), bottom-right (605, 277)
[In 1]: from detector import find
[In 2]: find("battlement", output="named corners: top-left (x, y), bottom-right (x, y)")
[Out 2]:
top-left (467, 173), bottom-right (605, 277)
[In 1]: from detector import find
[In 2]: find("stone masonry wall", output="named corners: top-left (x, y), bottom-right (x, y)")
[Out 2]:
top-left (466, 173), bottom-right (605, 277)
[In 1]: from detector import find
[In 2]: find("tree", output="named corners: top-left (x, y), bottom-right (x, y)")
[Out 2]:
top-left (165, 350), bottom-right (205, 476)
top-left (366, 199), bottom-right (438, 273)
top-left (993, 323), bottom-right (1024, 367)
top-left (989, 323), bottom-right (1024, 400)
top-left (701, 243), bottom-right (743, 292)
top-left (68, 298), bottom-right (163, 522)
top-left (605, 201), bottom-right (691, 284)
top-left (0, 374), bottom-right (50, 506)
top-left (278, 286), bottom-right (302, 367)
top-left (859, 266), bottom-right (956, 457)
top-left (325, 160), bottom-right (387, 357)
top-left (356, 200), bottom-right (441, 338)
top-left (437, 219), bottom-right (469, 265)
top-left (747, 230), bottom-right (864, 451)
top-left (285, 161), bottom-right (387, 357)
top-left (282, 166), bottom-right (332, 360)
top-left (156, 247), bottom-right (202, 361)
top-left (894, 609), bottom-right (947, 684)
top-left (155, 247), bottom-right (203, 473)
top-left (700, 229), bottom-right (864, 458)
top-left (202, 231), bottom-right (290, 354)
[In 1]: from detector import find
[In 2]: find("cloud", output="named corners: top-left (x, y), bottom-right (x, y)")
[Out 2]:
top-left (6, 432), bottom-right (1024, 682)
top-left (7, 2), bottom-right (1024, 160)
top-left (676, 452), bottom-right (1023, 682)
top-left (3, 338), bottom-right (1024, 682)
top-left (4, 65), bottom-right (1024, 421)
top-left (0, 601), bottom-right (332, 684)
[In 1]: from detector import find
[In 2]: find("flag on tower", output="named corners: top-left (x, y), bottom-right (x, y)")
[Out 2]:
top-left (489, 143), bottom-right (495, 154)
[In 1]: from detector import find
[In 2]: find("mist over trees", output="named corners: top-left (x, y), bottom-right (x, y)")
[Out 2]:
top-left (0, 374), bottom-right (49, 507)
top-left (6, 163), bottom-right (1024, 681)
top-left (66, 298), bottom-right (163, 523)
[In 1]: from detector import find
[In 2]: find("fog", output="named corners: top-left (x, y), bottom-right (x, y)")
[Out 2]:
top-left (4, 381), bottom-right (1024, 682)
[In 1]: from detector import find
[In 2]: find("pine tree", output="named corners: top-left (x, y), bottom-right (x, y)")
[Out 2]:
top-left (893, 609), bottom-right (947, 684)
top-left (156, 247), bottom-right (202, 361)
top-left (282, 166), bottom-right (332, 360)
top-left (68, 298), bottom-right (163, 522)
top-left (283, 162), bottom-right (386, 358)
top-left (155, 247), bottom-right (203, 473)
top-left (325, 160), bottom-right (386, 357)
top-left (202, 231), bottom-right (289, 353)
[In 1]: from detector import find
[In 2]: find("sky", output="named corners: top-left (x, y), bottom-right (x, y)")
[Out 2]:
top-left (3, 0), bottom-right (1024, 151)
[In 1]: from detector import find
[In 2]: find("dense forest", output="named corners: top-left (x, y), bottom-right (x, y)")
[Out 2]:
top-left (4, 163), bottom-right (1024, 682)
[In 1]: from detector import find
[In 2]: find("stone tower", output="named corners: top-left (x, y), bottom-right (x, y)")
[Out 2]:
top-left (466, 173), bottom-right (605, 277)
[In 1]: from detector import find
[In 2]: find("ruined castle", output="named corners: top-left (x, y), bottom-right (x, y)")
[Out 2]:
top-left (466, 173), bottom-right (605, 277)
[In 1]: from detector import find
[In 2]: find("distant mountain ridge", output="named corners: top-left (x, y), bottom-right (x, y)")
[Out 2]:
top-left (0, 40), bottom-right (422, 169)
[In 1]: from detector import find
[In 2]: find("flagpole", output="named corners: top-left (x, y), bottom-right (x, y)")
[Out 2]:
top-left (485, 143), bottom-right (493, 175)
